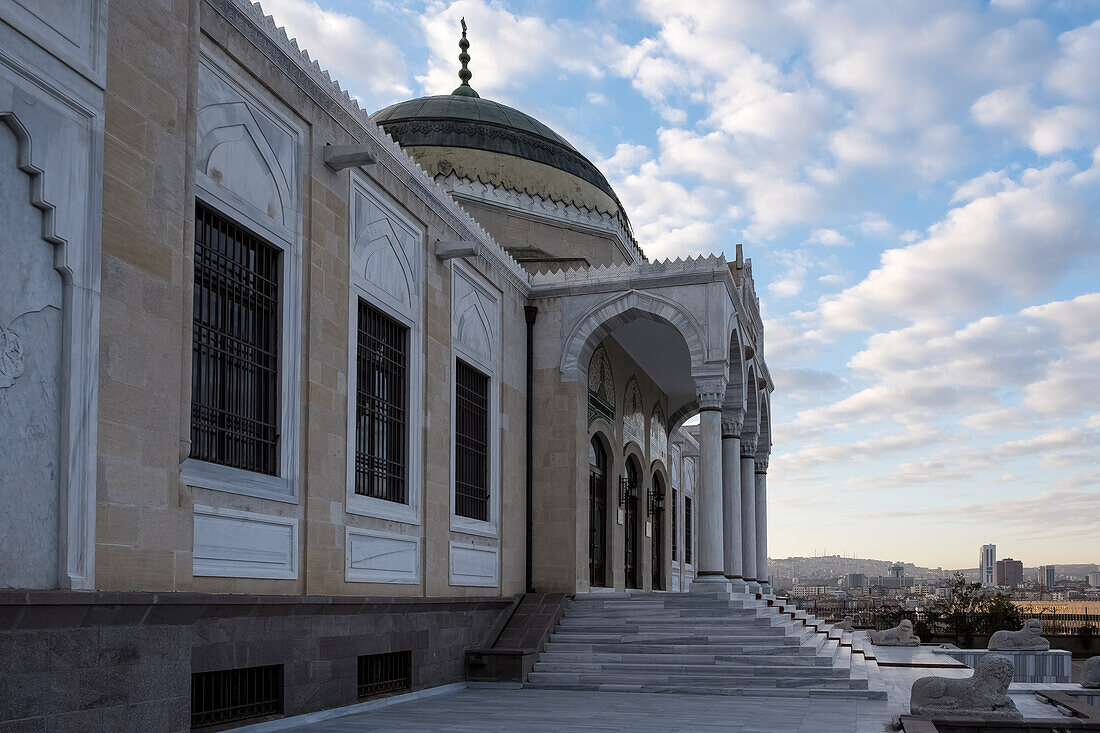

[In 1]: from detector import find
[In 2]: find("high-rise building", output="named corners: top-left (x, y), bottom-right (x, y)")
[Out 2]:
top-left (979, 544), bottom-right (996, 587)
top-left (1038, 565), bottom-right (1056, 587)
top-left (890, 564), bottom-right (905, 579)
top-left (994, 558), bottom-right (1023, 588)
top-left (846, 573), bottom-right (866, 588)
top-left (1089, 572), bottom-right (1100, 588)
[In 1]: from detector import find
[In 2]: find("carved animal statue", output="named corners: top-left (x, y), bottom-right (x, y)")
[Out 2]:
top-left (870, 619), bottom-right (920, 646)
top-left (987, 619), bottom-right (1049, 651)
top-left (911, 654), bottom-right (1021, 719)
top-left (836, 615), bottom-right (854, 632)
top-left (1082, 656), bottom-right (1100, 689)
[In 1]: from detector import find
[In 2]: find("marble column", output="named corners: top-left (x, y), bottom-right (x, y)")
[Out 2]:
top-left (755, 454), bottom-right (769, 594)
top-left (740, 435), bottom-right (758, 593)
top-left (691, 377), bottom-right (728, 592)
top-left (721, 411), bottom-right (746, 591)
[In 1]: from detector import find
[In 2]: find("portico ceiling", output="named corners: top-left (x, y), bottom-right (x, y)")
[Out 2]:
top-left (608, 319), bottom-right (697, 423)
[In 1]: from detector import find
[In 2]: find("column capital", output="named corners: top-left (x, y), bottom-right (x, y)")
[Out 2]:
top-left (694, 375), bottom-right (727, 410)
top-left (754, 453), bottom-right (769, 474)
top-left (721, 408), bottom-right (744, 439)
top-left (740, 433), bottom-right (758, 457)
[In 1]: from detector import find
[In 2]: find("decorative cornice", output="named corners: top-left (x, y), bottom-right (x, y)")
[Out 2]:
top-left (206, 0), bottom-right (531, 294)
top-left (754, 454), bottom-right (769, 474)
top-left (439, 173), bottom-right (644, 262)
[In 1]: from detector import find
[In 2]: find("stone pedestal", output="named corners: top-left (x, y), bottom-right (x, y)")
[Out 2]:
top-left (933, 648), bottom-right (1072, 683)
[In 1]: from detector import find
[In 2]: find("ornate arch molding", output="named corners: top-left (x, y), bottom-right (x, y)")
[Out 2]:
top-left (561, 289), bottom-right (709, 383)
top-left (723, 323), bottom-right (747, 417)
top-left (758, 393), bottom-right (772, 457)
top-left (1, 76), bottom-right (101, 590)
top-left (742, 364), bottom-right (761, 451)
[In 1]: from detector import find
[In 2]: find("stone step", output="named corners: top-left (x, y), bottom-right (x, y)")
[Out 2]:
top-left (522, 682), bottom-right (887, 700)
top-left (548, 633), bottom-right (804, 646)
top-left (531, 661), bottom-right (852, 678)
top-left (554, 622), bottom-right (791, 634)
top-left (538, 651), bottom-right (835, 667)
top-left (525, 671), bottom-right (869, 689)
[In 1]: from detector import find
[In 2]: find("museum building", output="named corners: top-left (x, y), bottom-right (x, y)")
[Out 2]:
top-left (0, 0), bottom-right (774, 728)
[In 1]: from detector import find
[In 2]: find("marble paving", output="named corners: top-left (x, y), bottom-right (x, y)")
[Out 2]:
top-left (278, 687), bottom-right (898, 733)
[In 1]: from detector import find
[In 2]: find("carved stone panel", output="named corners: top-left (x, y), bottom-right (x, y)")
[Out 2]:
top-left (0, 123), bottom-right (62, 589)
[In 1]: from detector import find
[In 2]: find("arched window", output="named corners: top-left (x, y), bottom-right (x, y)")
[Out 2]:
top-left (587, 346), bottom-right (615, 424)
top-left (650, 403), bottom-right (667, 463)
top-left (623, 378), bottom-right (644, 449)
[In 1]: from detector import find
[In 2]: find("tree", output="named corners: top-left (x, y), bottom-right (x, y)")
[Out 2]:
top-left (927, 573), bottom-right (1024, 645)
top-left (984, 594), bottom-right (1022, 635)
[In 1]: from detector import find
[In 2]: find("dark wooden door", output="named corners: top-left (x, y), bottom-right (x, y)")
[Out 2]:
top-left (624, 459), bottom-right (640, 589)
top-left (651, 476), bottom-right (664, 591)
top-left (589, 438), bottom-right (607, 587)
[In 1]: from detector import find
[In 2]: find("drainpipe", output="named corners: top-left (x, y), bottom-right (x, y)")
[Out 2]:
top-left (524, 305), bottom-right (538, 594)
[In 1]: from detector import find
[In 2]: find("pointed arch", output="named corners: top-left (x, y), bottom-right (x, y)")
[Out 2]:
top-left (743, 363), bottom-right (761, 447)
top-left (758, 392), bottom-right (772, 457)
top-left (561, 289), bottom-right (708, 383)
top-left (723, 324), bottom-right (747, 416)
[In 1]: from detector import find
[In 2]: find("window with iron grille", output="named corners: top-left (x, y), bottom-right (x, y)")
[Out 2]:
top-left (191, 664), bottom-right (283, 729)
top-left (672, 488), bottom-right (678, 559)
top-left (357, 650), bottom-right (411, 699)
top-left (355, 300), bottom-right (408, 503)
top-left (455, 360), bottom-right (489, 521)
top-left (190, 203), bottom-right (281, 475)
top-left (684, 497), bottom-right (693, 564)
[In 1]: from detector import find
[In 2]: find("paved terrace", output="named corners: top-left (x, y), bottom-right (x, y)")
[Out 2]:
top-left (240, 643), bottom-right (1092, 733)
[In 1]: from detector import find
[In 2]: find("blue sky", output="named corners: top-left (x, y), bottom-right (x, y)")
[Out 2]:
top-left (260, 0), bottom-right (1100, 569)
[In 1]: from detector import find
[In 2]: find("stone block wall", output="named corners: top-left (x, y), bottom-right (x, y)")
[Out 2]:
top-left (0, 591), bottom-right (511, 732)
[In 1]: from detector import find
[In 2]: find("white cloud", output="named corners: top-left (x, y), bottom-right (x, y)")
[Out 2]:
top-left (805, 228), bottom-right (850, 247)
top-left (417, 0), bottom-right (611, 97)
top-left (816, 162), bottom-right (1097, 332)
top-left (259, 0), bottom-right (411, 102)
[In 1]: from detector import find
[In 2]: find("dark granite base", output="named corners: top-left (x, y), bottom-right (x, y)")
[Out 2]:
top-left (0, 591), bottom-right (513, 732)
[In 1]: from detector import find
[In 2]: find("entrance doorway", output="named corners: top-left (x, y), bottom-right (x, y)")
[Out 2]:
top-left (589, 436), bottom-right (608, 588)
top-left (623, 457), bottom-right (641, 589)
top-left (651, 473), bottom-right (665, 591)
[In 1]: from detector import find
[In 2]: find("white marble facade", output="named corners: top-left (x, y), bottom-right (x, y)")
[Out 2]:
top-left (0, 0), bottom-right (105, 589)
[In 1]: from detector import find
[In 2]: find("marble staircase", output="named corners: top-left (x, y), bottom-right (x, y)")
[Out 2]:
top-left (524, 591), bottom-right (886, 699)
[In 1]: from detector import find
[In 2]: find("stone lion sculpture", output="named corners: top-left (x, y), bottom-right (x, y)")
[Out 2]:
top-left (987, 619), bottom-right (1049, 651)
top-left (911, 654), bottom-right (1021, 719)
top-left (869, 619), bottom-right (920, 646)
top-left (1082, 656), bottom-right (1100, 688)
top-left (836, 615), bottom-right (854, 632)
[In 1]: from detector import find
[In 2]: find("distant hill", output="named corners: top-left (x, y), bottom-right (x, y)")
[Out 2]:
top-left (768, 555), bottom-right (1098, 581)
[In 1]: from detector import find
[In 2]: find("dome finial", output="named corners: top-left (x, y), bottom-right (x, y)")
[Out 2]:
top-left (452, 17), bottom-right (480, 98)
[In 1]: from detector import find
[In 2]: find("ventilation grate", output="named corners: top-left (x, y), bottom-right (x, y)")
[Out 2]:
top-left (191, 664), bottom-right (283, 729)
top-left (358, 650), bottom-right (412, 699)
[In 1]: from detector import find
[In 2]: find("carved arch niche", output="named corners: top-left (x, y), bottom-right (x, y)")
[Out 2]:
top-left (587, 345), bottom-right (615, 426)
top-left (452, 264), bottom-right (500, 373)
top-left (350, 179), bottom-right (420, 317)
top-left (623, 378), bottom-right (645, 451)
top-left (196, 55), bottom-right (298, 230)
top-left (650, 402), bottom-right (667, 464)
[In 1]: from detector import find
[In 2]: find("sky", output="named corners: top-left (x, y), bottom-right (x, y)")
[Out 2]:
top-left (257, 0), bottom-right (1100, 569)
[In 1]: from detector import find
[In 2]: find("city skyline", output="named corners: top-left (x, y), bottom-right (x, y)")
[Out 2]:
top-left (252, 0), bottom-right (1099, 569)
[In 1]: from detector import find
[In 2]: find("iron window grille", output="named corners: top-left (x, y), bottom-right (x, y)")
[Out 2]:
top-left (191, 664), bottom-right (283, 729)
top-left (684, 497), bottom-right (693, 564)
top-left (455, 360), bottom-right (489, 521)
top-left (355, 301), bottom-right (408, 503)
top-left (190, 203), bottom-right (281, 475)
top-left (357, 651), bottom-right (412, 699)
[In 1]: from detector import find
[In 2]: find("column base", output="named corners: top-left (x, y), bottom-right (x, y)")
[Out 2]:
top-left (690, 573), bottom-right (733, 596)
top-left (725, 575), bottom-right (748, 591)
top-left (746, 579), bottom-right (762, 593)
top-left (759, 583), bottom-right (772, 595)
